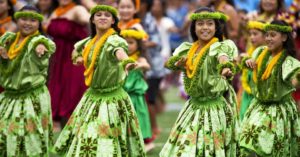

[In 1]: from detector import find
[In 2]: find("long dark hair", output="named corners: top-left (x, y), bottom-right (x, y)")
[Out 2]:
top-left (89, 11), bottom-right (121, 37)
top-left (18, 5), bottom-right (45, 35)
top-left (190, 7), bottom-right (224, 42)
top-left (117, 0), bottom-right (140, 19)
top-left (259, 0), bottom-right (285, 14)
top-left (7, 0), bottom-right (15, 19)
top-left (269, 20), bottom-right (295, 57)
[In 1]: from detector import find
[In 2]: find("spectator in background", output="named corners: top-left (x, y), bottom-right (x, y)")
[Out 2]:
top-left (140, 0), bottom-right (167, 139)
top-left (0, 0), bottom-right (17, 36)
top-left (248, 0), bottom-right (285, 22)
top-left (36, 0), bottom-right (58, 31)
top-left (151, 0), bottom-right (177, 60)
top-left (46, 0), bottom-right (90, 132)
top-left (212, 0), bottom-right (240, 40)
top-left (166, 0), bottom-right (189, 52)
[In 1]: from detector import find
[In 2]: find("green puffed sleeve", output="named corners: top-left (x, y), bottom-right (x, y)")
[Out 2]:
top-left (165, 42), bottom-right (191, 71)
top-left (72, 37), bottom-right (90, 63)
top-left (282, 56), bottom-right (300, 81)
top-left (105, 34), bottom-right (128, 61)
top-left (27, 35), bottom-right (56, 67)
top-left (0, 32), bottom-right (16, 50)
top-left (208, 39), bottom-right (238, 61)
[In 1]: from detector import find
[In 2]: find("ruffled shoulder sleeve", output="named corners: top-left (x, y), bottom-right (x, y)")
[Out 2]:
top-left (173, 42), bottom-right (192, 56)
top-left (29, 35), bottom-right (56, 55)
top-left (27, 35), bottom-right (56, 67)
top-left (165, 42), bottom-right (192, 71)
top-left (0, 32), bottom-right (16, 49)
top-left (282, 56), bottom-right (300, 81)
top-left (105, 34), bottom-right (128, 60)
top-left (72, 37), bottom-right (91, 62)
top-left (252, 46), bottom-right (266, 60)
top-left (208, 39), bottom-right (238, 61)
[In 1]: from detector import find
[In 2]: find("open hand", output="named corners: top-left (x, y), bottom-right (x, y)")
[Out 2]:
top-left (35, 44), bottom-right (48, 57)
top-left (0, 46), bottom-right (8, 59)
top-left (221, 68), bottom-right (233, 78)
top-left (245, 59), bottom-right (256, 69)
top-left (74, 56), bottom-right (84, 65)
top-left (125, 62), bottom-right (137, 75)
top-left (175, 57), bottom-right (187, 67)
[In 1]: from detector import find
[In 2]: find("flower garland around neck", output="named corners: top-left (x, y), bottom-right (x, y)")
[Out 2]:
top-left (129, 51), bottom-right (140, 61)
top-left (0, 16), bottom-right (12, 25)
top-left (7, 31), bottom-right (40, 59)
top-left (253, 48), bottom-right (285, 83)
top-left (0, 16), bottom-right (12, 35)
top-left (55, 2), bottom-right (76, 17)
top-left (241, 46), bottom-right (256, 94)
top-left (82, 28), bottom-right (116, 86)
top-left (118, 18), bottom-right (141, 30)
top-left (186, 37), bottom-right (218, 78)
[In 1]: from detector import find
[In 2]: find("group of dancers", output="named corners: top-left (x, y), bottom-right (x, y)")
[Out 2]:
top-left (0, 1), bottom-right (299, 157)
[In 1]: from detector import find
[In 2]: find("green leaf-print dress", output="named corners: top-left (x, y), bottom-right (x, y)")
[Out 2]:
top-left (239, 47), bottom-right (300, 157)
top-left (0, 32), bottom-right (56, 156)
top-left (53, 34), bottom-right (146, 157)
top-left (160, 40), bottom-right (239, 157)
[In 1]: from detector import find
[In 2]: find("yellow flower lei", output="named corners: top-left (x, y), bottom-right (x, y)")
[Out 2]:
top-left (7, 31), bottom-right (39, 59)
top-left (253, 48), bottom-right (283, 83)
top-left (241, 46), bottom-right (256, 94)
top-left (82, 28), bottom-right (116, 86)
top-left (186, 37), bottom-right (218, 78)
top-left (129, 51), bottom-right (140, 61)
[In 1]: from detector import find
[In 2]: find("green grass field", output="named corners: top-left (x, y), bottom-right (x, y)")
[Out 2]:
top-left (52, 86), bottom-right (184, 156)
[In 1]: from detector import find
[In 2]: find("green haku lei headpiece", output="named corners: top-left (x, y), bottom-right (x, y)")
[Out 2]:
top-left (14, 11), bottom-right (44, 22)
top-left (190, 12), bottom-right (228, 22)
top-left (90, 5), bottom-right (118, 17)
top-left (264, 24), bottom-right (293, 33)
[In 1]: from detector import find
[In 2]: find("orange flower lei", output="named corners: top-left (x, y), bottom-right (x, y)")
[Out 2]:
top-left (54, 2), bottom-right (76, 17)
top-left (0, 17), bottom-right (12, 35)
top-left (118, 18), bottom-right (140, 30)
top-left (82, 28), bottom-right (116, 86)
top-left (7, 31), bottom-right (39, 59)
top-left (186, 37), bottom-right (218, 78)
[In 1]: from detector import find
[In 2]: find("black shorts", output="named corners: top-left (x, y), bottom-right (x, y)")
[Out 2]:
top-left (146, 78), bottom-right (163, 105)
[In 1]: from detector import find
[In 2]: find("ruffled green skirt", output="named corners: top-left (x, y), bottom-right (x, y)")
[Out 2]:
top-left (239, 97), bottom-right (300, 157)
top-left (0, 85), bottom-right (53, 157)
top-left (53, 88), bottom-right (146, 157)
top-left (160, 96), bottom-right (238, 157)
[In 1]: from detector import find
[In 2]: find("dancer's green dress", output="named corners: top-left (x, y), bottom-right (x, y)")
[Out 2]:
top-left (239, 46), bottom-right (300, 156)
top-left (53, 34), bottom-right (146, 156)
top-left (124, 67), bottom-right (152, 139)
top-left (160, 39), bottom-right (239, 157)
top-left (0, 32), bottom-right (55, 156)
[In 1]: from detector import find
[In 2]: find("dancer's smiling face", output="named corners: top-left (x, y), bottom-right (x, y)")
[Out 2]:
top-left (92, 10), bottom-right (115, 31)
top-left (265, 30), bottom-right (286, 52)
top-left (17, 12), bottom-right (39, 36)
top-left (195, 19), bottom-right (216, 42)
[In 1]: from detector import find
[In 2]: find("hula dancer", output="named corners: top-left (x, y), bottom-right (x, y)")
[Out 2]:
top-left (0, 5), bottom-right (55, 156)
top-left (53, 5), bottom-right (146, 156)
top-left (240, 21), bottom-right (266, 120)
top-left (160, 7), bottom-right (238, 157)
top-left (240, 20), bottom-right (300, 157)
